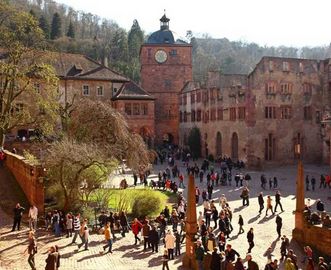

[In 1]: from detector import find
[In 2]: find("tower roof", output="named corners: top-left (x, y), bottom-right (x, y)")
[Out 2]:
top-left (146, 13), bottom-right (188, 45)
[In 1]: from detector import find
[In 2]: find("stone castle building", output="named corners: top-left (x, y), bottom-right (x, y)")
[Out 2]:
top-left (179, 57), bottom-right (331, 167)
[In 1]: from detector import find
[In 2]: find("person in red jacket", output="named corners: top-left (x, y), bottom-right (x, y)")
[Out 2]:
top-left (131, 218), bottom-right (143, 245)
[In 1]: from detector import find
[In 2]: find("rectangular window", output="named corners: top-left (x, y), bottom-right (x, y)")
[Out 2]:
top-left (230, 107), bottom-right (236, 121)
top-left (265, 82), bottom-right (276, 94)
top-left (196, 92), bottom-right (201, 103)
top-left (179, 111), bottom-right (183, 122)
top-left (280, 83), bottom-right (292, 94)
top-left (316, 110), bottom-right (321, 123)
top-left (264, 106), bottom-right (277, 119)
top-left (197, 110), bottom-right (202, 122)
top-left (165, 79), bottom-right (172, 89)
top-left (269, 60), bottom-right (274, 72)
top-left (183, 112), bottom-right (187, 122)
top-left (169, 49), bottom-right (177, 56)
top-left (34, 83), bottom-right (41, 94)
top-left (191, 110), bottom-right (196, 122)
top-left (141, 104), bottom-right (148, 115)
top-left (210, 108), bottom-right (216, 121)
top-left (183, 94), bottom-right (187, 105)
top-left (125, 103), bottom-right (132, 115)
top-left (303, 83), bottom-right (312, 96)
top-left (280, 106), bottom-right (292, 119)
top-left (303, 106), bottom-right (312, 120)
top-left (217, 108), bottom-right (223, 120)
top-left (97, 86), bottom-right (104, 96)
top-left (204, 110), bottom-right (209, 123)
top-left (299, 62), bottom-right (304, 73)
top-left (82, 85), bottom-right (90, 96)
top-left (191, 93), bottom-right (195, 104)
top-left (238, 107), bottom-right (246, 120)
top-left (283, 61), bottom-right (289, 72)
top-left (133, 104), bottom-right (140, 115)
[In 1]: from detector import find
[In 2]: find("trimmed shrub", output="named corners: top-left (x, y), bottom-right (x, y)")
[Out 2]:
top-left (131, 192), bottom-right (161, 218)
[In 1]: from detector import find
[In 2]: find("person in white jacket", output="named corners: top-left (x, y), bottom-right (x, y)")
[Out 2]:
top-left (164, 230), bottom-right (175, 260)
top-left (28, 205), bottom-right (38, 231)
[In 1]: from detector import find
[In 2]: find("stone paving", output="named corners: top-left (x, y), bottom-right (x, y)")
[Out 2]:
top-left (0, 161), bottom-right (330, 270)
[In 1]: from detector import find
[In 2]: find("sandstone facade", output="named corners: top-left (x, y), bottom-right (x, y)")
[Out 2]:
top-left (179, 57), bottom-right (330, 167)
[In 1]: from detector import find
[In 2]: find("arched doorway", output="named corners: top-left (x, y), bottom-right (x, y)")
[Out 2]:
top-left (216, 132), bottom-right (222, 158)
top-left (231, 132), bottom-right (239, 160)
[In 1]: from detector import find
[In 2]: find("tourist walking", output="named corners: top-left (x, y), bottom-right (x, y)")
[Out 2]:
top-left (246, 254), bottom-right (259, 270)
top-left (77, 219), bottom-right (89, 251)
top-left (24, 231), bottom-right (37, 270)
top-left (71, 213), bottom-right (81, 244)
top-left (165, 230), bottom-right (175, 260)
top-left (266, 196), bottom-right (274, 216)
top-left (149, 225), bottom-right (159, 253)
top-left (311, 177), bottom-right (316, 191)
top-left (258, 192), bottom-right (264, 214)
top-left (241, 187), bottom-right (249, 206)
top-left (275, 215), bottom-right (282, 238)
top-left (12, 203), bottom-right (25, 231)
top-left (273, 177), bottom-right (278, 189)
top-left (238, 215), bottom-right (244, 234)
top-left (28, 205), bottom-right (38, 231)
top-left (131, 218), bottom-right (143, 245)
top-left (102, 222), bottom-right (113, 253)
top-left (247, 228), bottom-right (255, 253)
top-left (195, 240), bottom-right (205, 270)
top-left (142, 220), bottom-right (151, 250)
top-left (65, 213), bottom-right (73, 238)
top-left (174, 230), bottom-right (181, 256)
top-left (274, 191), bottom-right (284, 212)
top-left (45, 246), bottom-right (59, 270)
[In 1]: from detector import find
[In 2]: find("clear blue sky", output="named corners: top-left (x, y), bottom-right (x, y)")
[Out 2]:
top-left (56, 0), bottom-right (330, 47)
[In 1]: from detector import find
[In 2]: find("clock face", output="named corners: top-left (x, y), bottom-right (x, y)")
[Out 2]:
top-left (155, 50), bottom-right (167, 63)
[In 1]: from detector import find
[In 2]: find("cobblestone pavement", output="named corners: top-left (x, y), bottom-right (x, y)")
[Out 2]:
top-left (0, 162), bottom-right (330, 270)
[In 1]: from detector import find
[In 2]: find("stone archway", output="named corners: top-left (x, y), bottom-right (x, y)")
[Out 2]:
top-left (231, 132), bottom-right (239, 160)
top-left (216, 132), bottom-right (222, 158)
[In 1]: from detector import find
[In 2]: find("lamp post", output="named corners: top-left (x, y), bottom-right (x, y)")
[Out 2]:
top-left (292, 142), bottom-right (305, 242)
top-left (182, 173), bottom-right (198, 269)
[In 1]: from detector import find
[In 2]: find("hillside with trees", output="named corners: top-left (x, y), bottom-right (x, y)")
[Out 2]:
top-left (8, 0), bottom-right (331, 84)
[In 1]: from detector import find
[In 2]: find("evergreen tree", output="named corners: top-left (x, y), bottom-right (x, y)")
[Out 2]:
top-left (39, 15), bottom-right (50, 39)
top-left (67, 20), bottom-right (75, 38)
top-left (128, 19), bottom-right (144, 58)
top-left (50, 12), bottom-right (62, 40)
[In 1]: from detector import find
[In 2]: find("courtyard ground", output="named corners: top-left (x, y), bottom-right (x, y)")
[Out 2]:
top-left (0, 161), bottom-right (330, 270)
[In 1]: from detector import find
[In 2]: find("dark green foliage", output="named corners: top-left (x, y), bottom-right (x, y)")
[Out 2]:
top-left (39, 15), bottom-right (50, 39)
top-left (50, 12), bottom-right (61, 40)
top-left (128, 19), bottom-right (144, 58)
top-left (66, 20), bottom-right (75, 38)
top-left (131, 192), bottom-right (162, 218)
top-left (188, 127), bottom-right (201, 159)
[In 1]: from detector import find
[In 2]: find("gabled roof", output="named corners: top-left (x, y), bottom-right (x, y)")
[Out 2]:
top-left (48, 52), bottom-right (129, 82)
top-left (112, 81), bottom-right (155, 101)
top-left (181, 81), bottom-right (202, 93)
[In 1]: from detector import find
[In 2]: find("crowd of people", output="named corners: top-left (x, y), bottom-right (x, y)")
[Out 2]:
top-left (7, 147), bottom-right (331, 270)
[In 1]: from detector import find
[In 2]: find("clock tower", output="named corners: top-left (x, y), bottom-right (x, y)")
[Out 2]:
top-left (140, 14), bottom-right (192, 145)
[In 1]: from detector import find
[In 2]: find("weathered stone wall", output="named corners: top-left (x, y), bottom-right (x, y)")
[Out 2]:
top-left (113, 99), bottom-right (155, 140)
top-left (303, 224), bottom-right (331, 257)
top-left (179, 57), bottom-right (326, 167)
top-left (4, 150), bottom-right (44, 213)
